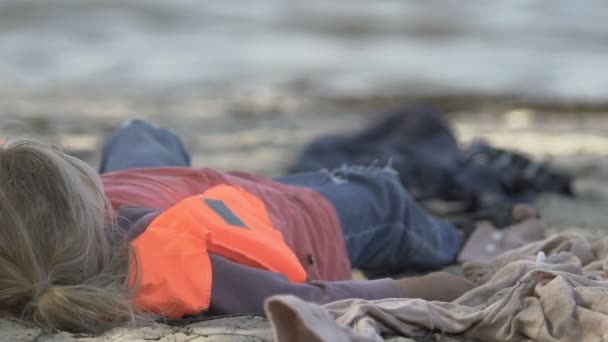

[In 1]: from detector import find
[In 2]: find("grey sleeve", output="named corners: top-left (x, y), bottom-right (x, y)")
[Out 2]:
top-left (207, 254), bottom-right (402, 316)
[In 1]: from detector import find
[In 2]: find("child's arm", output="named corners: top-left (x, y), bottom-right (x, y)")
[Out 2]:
top-left (207, 255), bottom-right (474, 316)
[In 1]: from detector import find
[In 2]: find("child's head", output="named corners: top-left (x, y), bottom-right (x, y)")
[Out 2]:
top-left (0, 139), bottom-right (135, 333)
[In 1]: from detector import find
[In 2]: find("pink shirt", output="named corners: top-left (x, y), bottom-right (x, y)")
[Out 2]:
top-left (101, 167), bottom-right (352, 281)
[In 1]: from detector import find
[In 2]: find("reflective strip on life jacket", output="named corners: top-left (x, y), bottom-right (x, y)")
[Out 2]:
top-left (130, 184), bottom-right (307, 318)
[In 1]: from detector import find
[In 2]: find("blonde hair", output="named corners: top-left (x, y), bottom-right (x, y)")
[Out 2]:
top-left (0, 139), bottom-right (137, 333)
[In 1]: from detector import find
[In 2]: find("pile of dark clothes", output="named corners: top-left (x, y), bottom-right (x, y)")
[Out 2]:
top-left (288, 105), bottom-right (573, 229)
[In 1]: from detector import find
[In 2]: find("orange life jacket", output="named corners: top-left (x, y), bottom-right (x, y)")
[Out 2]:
top-left (129, 184), bottom-right (307, 318)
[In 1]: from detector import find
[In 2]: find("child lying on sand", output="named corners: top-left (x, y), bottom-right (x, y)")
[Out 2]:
top-left (0, 119), bottom-right (540, 333)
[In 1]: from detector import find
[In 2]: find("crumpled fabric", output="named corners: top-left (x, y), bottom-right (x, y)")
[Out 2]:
top-left (265, 232), bottom-right (608, 342)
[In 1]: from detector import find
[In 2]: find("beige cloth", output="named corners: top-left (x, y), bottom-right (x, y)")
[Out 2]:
top-left (265, 232), bottom-right (608, 342)
top-left (458, 219), bottom-right (547, 264)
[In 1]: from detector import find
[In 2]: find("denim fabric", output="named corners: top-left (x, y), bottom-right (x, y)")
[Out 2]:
top-left (287, 105), bottom-right (479, 205)
top-left (100, 119), bottom-right (463, 273)
top-left (275, 166), bottom-right (463, 273)
top-left (288, 105), bottom-right (573, 211)
top-left (99, 119), bottom-right (191, 173)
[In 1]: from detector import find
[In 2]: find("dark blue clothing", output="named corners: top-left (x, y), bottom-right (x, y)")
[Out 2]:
top-left (275, 166), bottom-right (461, 273)
top-left (288, 105), bottom-right (573, 211)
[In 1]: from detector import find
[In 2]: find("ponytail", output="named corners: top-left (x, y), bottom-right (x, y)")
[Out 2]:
top-left (0, 139), bottom-right (144, 333)
top-left (29, 284), bottom-right (133, 333)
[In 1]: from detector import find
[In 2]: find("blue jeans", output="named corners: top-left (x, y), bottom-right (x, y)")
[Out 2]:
top-left (99, 120), bottom-right (192, 173)
top-left (100, 119), bottom-right (463, 273)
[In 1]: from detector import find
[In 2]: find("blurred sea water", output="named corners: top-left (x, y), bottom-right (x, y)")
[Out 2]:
top-left (0, 0), bottom-right (607, 100)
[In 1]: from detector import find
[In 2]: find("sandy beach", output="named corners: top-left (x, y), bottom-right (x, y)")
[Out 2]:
top-left (2, 93), bottom-right (608, 341)
top-left (1, 1), bottom-right (608, 340)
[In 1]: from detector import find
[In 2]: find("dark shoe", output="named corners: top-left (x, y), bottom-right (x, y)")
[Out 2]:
top-left (463, 142), bottom-right (574, 197)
